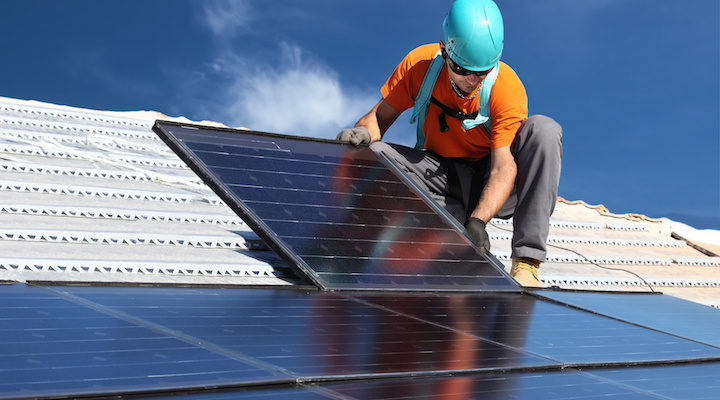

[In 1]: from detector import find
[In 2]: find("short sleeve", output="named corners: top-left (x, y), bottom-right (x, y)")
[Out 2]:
top-left (380, 44), bottom-right (439, 113)
top-left (488, 63), bottom-right (528, 148)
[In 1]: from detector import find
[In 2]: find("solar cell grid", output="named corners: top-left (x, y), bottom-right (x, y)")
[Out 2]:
top-left (109, 364), bottom-right (720, 400)
top-left (153, 121), bottom-right (517, 291)
top-left (0, 284), bottom-right (289, 399)
top-left (57, 286), bottom-right (554, 378)
top-left (322, 370), bottom-right (660, 400)
top-left (3, 284), bottom-right (720, 399)
top-left (587, 363), bottom-right (720, 399)
top-left (143, 387), bottom-right (338, 400)
top-left (353, 292), bottom-right (720, 364)
top-left (535, 291), bottom-right (720, 348)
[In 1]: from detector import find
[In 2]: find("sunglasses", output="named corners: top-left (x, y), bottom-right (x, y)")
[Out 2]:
top-left (443, 50), bottom-right (491, 77)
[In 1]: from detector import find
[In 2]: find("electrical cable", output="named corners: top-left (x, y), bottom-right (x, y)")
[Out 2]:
top-left (489, 221), bottom-right (656, 292)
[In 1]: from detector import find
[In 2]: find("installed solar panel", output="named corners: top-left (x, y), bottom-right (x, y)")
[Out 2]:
top-left (0, 284), bottom-right (289, 399)
top-left (120, 363), bottom-right (720, 400)
top-left (152, 121), bottom-right (517, 291)
top-left (142, 387), bottom-right (336, 400)
top-left (536, 291), bottom-right (720, 348)
top-left (587, 363), bottom-right (720, 399)
top-left (323, 363), bottom-right (720, 399)
top-left (57, 286), bottom-right (555, 378)
top-left (5, 284), bottom-right (720, 399)
top-left (56, 286), bottom-right (720, 377)
top-left (322, 370), bottom-right (660, 399)
top-left (352, 292), bottom-right (720, 364)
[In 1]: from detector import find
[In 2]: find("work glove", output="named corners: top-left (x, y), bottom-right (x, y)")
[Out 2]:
top-left (464, 217), bottom-right (491, 254)
top-left (336, 127), bottom-right (371, 146)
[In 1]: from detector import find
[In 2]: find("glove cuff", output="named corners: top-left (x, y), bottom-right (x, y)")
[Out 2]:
top-left (465, 217), bottom-right (486, 229)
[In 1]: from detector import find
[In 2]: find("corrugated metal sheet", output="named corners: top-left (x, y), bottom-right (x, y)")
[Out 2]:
top-left (0, 97), bottom-right (295, 286)
top-left (1, 96), bottom-right (719, 306)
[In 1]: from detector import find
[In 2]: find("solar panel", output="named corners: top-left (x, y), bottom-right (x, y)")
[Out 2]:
top-left (322, 370), bottom-right (659, 399)
top-left (57, 286), bottom-right (555, 378)
top-left (322, 363), bottom-right (720, 399)
top-left (586, 363), bottom-right (720, 399)
top-left (5, 284), bottom-right (720, 398)
top-left (114, 363), bottom-right (720, 400)
top-left (139, 387), bottom-right (337, 400)
top-left (352, 292), bottom-right (720, 364)
top-left (0, 284), bottom-right (290, 399)
top-left (152, 121), bottom-right (517, 292)
top-left (535, 291), bottom-right (720, 348)
top-left (56, 286), bottom-right (720, 376)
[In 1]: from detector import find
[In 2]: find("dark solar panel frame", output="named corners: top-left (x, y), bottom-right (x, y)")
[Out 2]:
top-left (152, 120), bottom-right (517, 292)
top-left (151, 123), bottom-right (317, 288)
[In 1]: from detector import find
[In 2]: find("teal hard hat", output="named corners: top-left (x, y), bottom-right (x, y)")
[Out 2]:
top-left (442, 0), bottom-right (504, 71)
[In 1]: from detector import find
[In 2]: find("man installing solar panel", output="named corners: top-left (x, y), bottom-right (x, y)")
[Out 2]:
top-left (337, 0), bottom-right (562, 287)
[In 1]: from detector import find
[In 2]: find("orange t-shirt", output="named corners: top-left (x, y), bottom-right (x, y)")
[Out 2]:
top-left (381, 43), bottom-right (528, 160)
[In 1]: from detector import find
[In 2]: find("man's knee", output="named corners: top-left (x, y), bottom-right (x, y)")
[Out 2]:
top-left (531, 114), bottom-right (562, 142)
top-left (516, 115), bottom-right (562, 156)
top-left (369, 141), bottom-right (391, 154)
top-left (528, 114), bottom-right (561, 139)
top-left (371, 141), bottom-right (436, 166)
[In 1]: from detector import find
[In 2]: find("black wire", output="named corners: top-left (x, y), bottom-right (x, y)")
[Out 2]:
top-left (490, 223), bottom-right (656, 293)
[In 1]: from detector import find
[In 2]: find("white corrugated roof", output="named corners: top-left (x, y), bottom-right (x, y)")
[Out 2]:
top-left (0, 96), bottom-right (295, 286)
top-left (1, 96), bottom-right (718, 307)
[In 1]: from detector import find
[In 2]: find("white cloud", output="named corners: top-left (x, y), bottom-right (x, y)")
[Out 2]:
top-left (193, 2), bottom-right (378, 138)
top-left (214, 43), bottom-right (378, 139)
top-left (201, 0), bottom-right (255, 37)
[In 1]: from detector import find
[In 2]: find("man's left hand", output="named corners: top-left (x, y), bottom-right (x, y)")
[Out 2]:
top-left (336, 127), bottom-right (372, 146)
top-left (464, 217), bottom-right (490, 253)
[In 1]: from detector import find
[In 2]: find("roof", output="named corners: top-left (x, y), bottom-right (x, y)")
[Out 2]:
top-left (1, 95), bottom-right (718, 304)
top-left (1, 96), bottom-right (720, 399)
top-left (0, 94), bottom-right (720, 306)
top-left (0, 96), bottom-right (296, 287)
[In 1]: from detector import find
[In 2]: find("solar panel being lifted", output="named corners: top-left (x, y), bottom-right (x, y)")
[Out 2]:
top-left (153, 121), bottom-right (518, 292)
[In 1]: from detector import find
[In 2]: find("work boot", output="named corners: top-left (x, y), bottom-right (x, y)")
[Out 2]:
top-left (511, 258), bottom-right (541, 287)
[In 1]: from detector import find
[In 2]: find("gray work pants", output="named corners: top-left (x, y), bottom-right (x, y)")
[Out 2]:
top-left (371, 115), bottom-right (562, 262)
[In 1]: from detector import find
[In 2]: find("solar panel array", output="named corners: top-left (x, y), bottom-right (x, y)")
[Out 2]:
top-left (3, 283), bottom-right (719, 399)
top-left (152, 121), bottom-right (517, 291)
top-left (4, 120), bottom-right (712, 399)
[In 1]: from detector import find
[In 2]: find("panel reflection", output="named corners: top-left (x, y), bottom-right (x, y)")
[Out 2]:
top-left (323, 370), bottom-right (655, 400)
top-left (58, 287), bottom-right (552, 378)
top-left (357, 293), bottom-right (536, 352)
top-left (362, 292), bottom-right (720, 364)
top-left (304, 293), bottom-right (545, 377)
top-left (279, 147), bottom-right (511, 290)
top-left (156, 119), bottom-right (517, 291)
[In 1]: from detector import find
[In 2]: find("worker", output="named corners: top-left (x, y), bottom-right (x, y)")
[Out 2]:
top-left (337, 0), bottom-right (562, 287)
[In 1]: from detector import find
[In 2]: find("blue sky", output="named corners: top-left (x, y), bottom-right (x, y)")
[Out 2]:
top-left (1, 0), bottom-right (718, 228)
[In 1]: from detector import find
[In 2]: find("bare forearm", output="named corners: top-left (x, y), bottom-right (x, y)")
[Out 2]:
top-left (470, 163), bottom-right (516, 223)
top-left (355, 109), bottom-right (384, 142)
top-left (354, 99), bottom-right (401, 143)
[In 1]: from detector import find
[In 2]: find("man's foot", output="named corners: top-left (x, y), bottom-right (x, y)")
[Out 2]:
top-left (511, 258), bottom-right (542, 287)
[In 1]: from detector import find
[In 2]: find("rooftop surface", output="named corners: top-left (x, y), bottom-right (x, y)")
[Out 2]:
top-left (1, 95), bottom-right (718, 305)
top-left (1, 96), bottom-right (720, 399)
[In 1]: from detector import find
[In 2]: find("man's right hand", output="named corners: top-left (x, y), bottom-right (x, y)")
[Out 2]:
top-left (336, 127), bottom-right (372, 146)
top-left (464, 217), bottom-right (491, 254)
